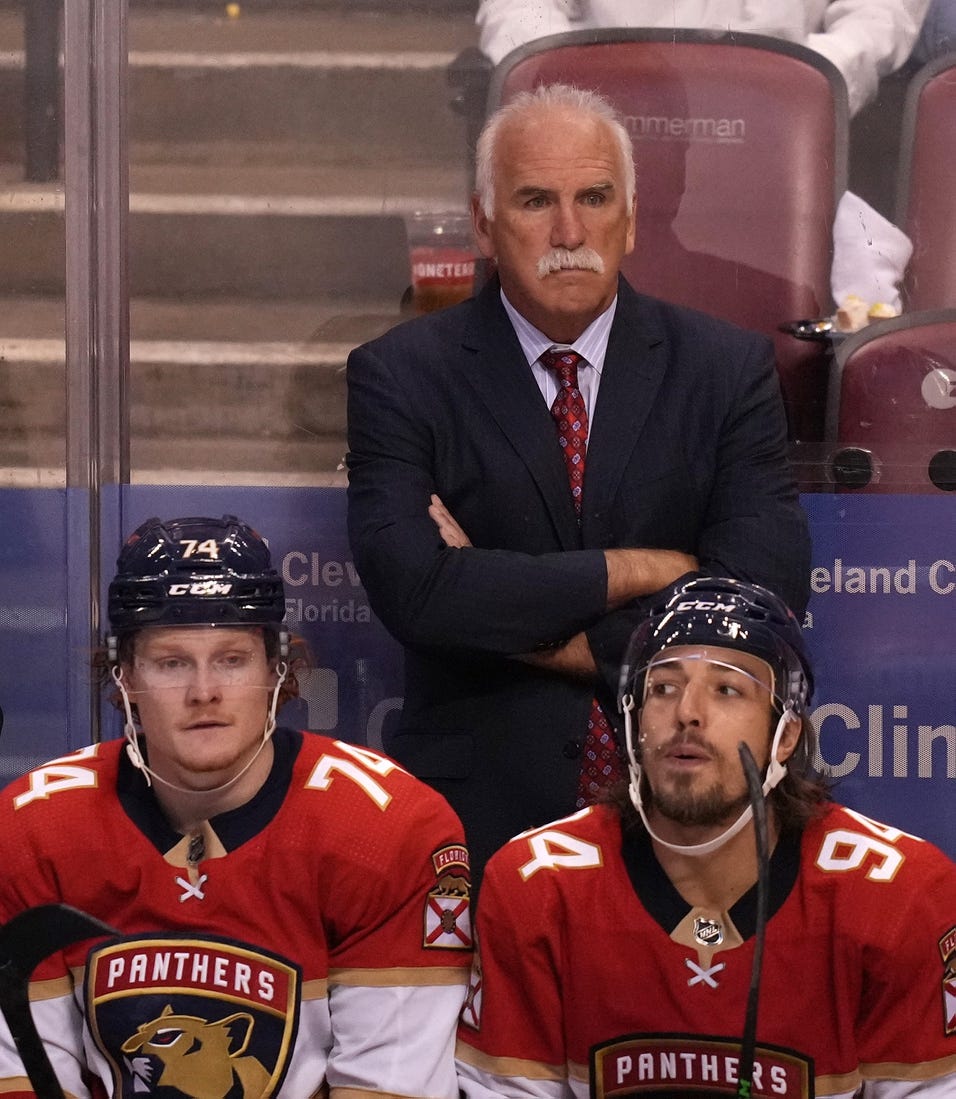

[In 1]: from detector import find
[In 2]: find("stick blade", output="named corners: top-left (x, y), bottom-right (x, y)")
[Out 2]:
top-left (0, 904), bottom-right (118, 1099)
top-left (0, 903), bottom-right (117, 975)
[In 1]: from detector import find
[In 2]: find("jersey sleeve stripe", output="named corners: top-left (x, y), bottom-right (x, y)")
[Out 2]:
top-left (858, 1054), bottom-right (956, 1084)
top-left (329, 966), bottom-right (470, 988)
top-left (456, 1039), bottom-right (567, 1081)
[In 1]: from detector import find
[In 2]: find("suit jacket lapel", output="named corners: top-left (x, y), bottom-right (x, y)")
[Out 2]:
top-left (461, 281), bottom-right (583, 549)
top-left (584, 281), bottom-right (669, 534)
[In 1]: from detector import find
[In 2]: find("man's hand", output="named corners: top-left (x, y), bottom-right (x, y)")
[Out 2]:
top-left (516, 632), bottom-right (597, 679)
top-left (429, 494), bottom-right (473, 548)
top-left (604, 548), bottom-right (698, 608)
top-left (522, 551), bottom-right (699, 678)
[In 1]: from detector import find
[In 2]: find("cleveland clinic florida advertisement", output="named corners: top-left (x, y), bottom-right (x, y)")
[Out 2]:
top-left (0, 487), bottom-right (952, 858)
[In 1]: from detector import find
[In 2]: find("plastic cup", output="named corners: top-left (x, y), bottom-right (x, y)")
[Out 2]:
top-left (405, 211), bottom-right (477, 314)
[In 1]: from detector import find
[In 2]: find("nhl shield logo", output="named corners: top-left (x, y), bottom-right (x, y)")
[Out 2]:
top-left (85, 934), bottom-right (300, 1098)
top-left (693, 916), bottom-right (724, 947)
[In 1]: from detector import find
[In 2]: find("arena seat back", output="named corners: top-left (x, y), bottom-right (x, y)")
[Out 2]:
top-left (897, 53), bottom-right (956, 313)
top-left (826, 309), bottom-right (956, 494)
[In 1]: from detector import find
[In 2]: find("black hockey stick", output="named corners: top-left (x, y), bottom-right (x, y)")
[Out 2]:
top-left (0, 904), bottom-right (117, 1098)
top-left (736, 742), bottom-right (770, 1099)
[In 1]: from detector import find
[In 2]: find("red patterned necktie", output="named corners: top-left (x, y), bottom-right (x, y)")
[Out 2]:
top-left (543, 349), bottom-right (588, 518)
top-left (540, 348), bottom-right (624, 807)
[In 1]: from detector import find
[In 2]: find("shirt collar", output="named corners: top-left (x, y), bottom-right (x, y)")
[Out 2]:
top-left (500, 288), bottom-right (618, 375)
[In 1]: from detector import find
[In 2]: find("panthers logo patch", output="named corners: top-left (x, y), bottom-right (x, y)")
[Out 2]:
top-left (591, 1034), bottom-right (813, 1097)
top-left (85, 934), bottom-right (300, 1098)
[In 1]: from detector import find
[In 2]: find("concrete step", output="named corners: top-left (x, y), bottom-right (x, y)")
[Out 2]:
top-left (0, 9), bottom-right (479, 163)
top-left (0, 295), bottom-right (407, 483)
top-left (0, 160), bottom-right (472, 297)
top-left (0, 3), bottom-right (479, 482)
top-left (0, 5), bottom-right (478, 296)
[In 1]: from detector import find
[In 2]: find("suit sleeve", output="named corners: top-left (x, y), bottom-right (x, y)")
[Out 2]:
top-left (693, 333), bottom-right (811, 610)
top-left (346, 340), bottom-right (610, 656)
top-left (585, 332), bottom-right (810, 696)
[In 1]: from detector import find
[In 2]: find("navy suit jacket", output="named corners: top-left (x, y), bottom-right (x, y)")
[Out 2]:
top-left (346, 275), bottom-right (810, 878)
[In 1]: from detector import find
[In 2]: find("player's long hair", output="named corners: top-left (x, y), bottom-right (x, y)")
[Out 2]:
top-left (606, 714), bottom-right (832, 835)
top-left (767, 714), bottom-right (833, 831)
top-left (93, 627), bottom-right (310, 715)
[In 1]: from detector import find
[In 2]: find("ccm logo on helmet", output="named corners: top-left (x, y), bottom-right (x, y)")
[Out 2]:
top-left (675, 600), bottom-right (737, 612)
top-left (168, 581), bottom-right (234, 597)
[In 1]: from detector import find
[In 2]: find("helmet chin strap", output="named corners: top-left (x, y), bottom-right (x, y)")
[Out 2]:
top-left (621, 695), bottom-right (797, 858)
top-left (111, 663), bottom-right (288, 797)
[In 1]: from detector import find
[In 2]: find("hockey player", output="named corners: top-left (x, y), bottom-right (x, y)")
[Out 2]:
top-left (0, 515), bottom-right (472, 1099)
top-left (456, 576), bottom-right (956, 1098)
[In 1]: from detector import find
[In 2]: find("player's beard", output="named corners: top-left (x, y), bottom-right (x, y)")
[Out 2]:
top-left (644, 776), bottom-right (751, 829)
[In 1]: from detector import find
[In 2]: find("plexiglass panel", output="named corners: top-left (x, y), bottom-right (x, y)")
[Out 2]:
top-left (124, 1), bottom-right (475, 485)
top-left (0, 0), bottom-right (71, 774)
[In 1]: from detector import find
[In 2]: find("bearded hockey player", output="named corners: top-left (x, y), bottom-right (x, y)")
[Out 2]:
top-left (456, 576), bottom-right (956, 1098)
top-left (0, 515), bottom-right (472, 1099)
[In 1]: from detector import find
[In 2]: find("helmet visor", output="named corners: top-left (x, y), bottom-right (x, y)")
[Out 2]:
top-left (640, 649), bottom-right (777, 709)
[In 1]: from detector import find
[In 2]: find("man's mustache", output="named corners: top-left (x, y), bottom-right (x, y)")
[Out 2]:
top-left (536, 247), bottom-right (606, 278)
top-left (640, 728), bottom-right (714, 758)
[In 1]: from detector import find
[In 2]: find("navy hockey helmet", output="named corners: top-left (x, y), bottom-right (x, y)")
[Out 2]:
top-left (107, 515), bottom-right (286, 640)
top-left (619, 576), bottom-right (812, 715)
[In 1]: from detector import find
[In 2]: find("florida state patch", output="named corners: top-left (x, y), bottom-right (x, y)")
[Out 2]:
top-left (460, 948), bottom-right (483, 1031)
top-left (423, 844), bottom-right (472, 950)
top-left (940, 926), bottom-right (956, 1036)
top-left (85, 933), bottom-right (300, 1097)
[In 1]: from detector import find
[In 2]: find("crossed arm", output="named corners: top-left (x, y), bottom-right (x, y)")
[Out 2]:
top-left (427, 494), bottom-right (696, 679)
top-left (347, 322), bottom-right (808, 692)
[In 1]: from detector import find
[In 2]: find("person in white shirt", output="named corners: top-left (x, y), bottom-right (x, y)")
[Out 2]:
top-left (477, 0), bottom-right (929, 116)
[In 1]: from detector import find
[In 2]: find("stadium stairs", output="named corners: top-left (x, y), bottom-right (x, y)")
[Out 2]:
top-left (0, 0), bottom-right (478, 484)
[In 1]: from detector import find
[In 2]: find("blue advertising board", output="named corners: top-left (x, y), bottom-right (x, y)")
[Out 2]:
top-left (801, 493), bottom-right (954, 854)
top-left (0, 486), bottom-right (952, 857)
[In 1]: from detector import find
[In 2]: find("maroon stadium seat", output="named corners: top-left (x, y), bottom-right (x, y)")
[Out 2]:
top-left (826, 310), bottom-right (956, 493)
top-left (488, 29), bottom-right (849, 441)
top-left (897, 54), bottom-right (956, 313)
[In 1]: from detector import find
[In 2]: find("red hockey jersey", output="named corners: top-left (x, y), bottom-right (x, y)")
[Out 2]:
top-left (0, 729), bottom-right (472, 1098)
top-left (457, 802), bottom-right (956, 1098)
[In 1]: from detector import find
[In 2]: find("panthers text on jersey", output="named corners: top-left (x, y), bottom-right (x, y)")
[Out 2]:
top-left (456, 801), bottom-right (956, 1099)
top-left (0, 728), bottom-right (472, 1099)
